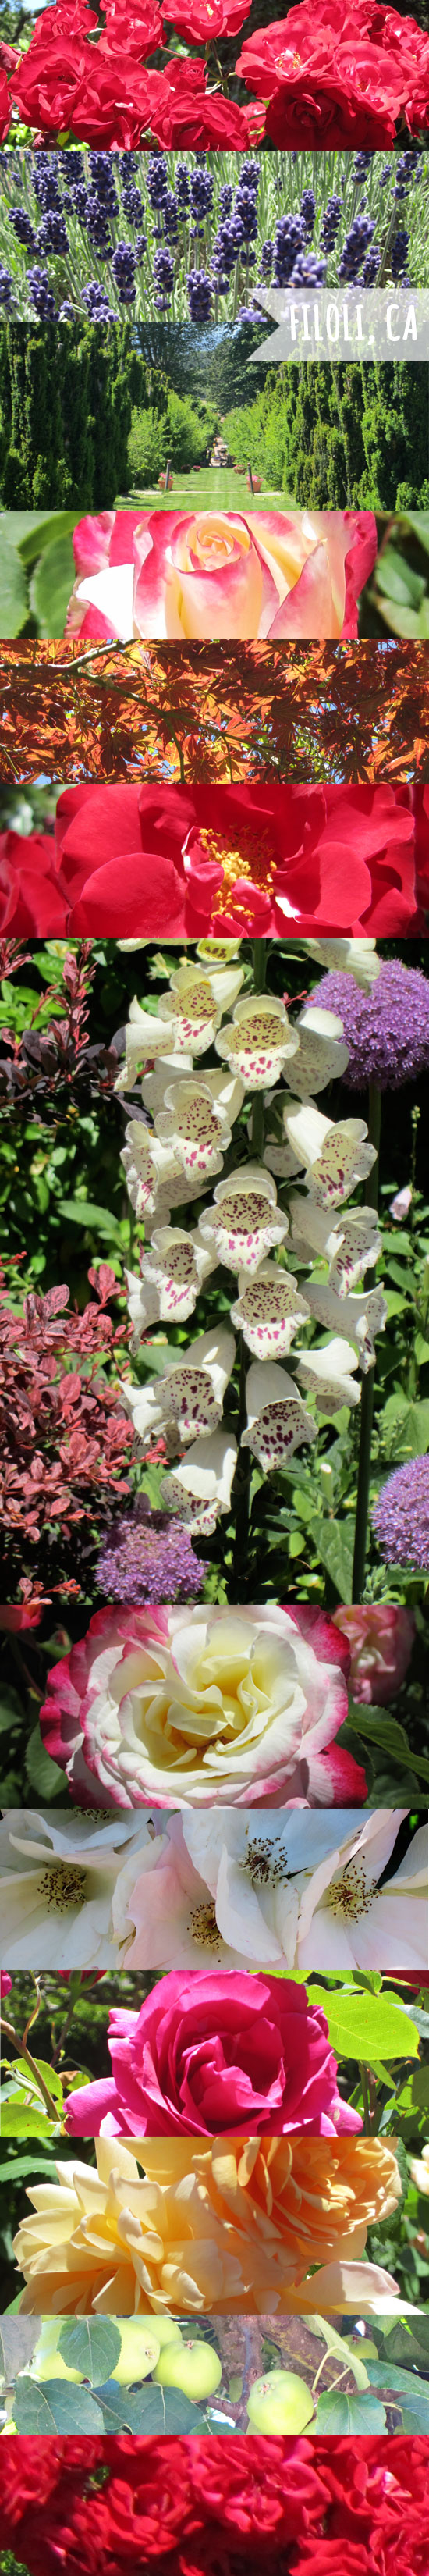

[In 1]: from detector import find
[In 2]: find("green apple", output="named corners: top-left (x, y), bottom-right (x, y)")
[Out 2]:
top-left (31, 2322), bottom-right (83, 2386)
top-left (150, 2317), bottom-right (183, 2348)
top-left (111, 2325), bottom-right (161, 2385)
top-left (153, 2339), bottom-right (222, 2401)
top-left (246, 2371), bottom-right (314, 2435)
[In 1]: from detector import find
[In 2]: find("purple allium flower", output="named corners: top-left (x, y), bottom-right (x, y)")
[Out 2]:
top-left (307, 962), bottom-right (429, 1091)
top-left (373, 1457), bottom-right (429, 1569)
top-left (97, 1502), bottom-right (207, 1604)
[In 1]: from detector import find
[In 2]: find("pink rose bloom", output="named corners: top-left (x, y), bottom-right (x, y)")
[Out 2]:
top-left (66, 507), bottom-right (377, 645)
top-left (65, 1968), bottom-right (362, 2137)
top-left (334, 1606), bottom-right (416, 1705)
top-left (40, 1603), bottom-right (366, 1810)
top-left (0, 1970), bottom-right (12, 1997)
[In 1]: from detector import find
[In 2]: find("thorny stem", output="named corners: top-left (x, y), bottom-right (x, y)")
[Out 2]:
top-left (352, 1081), bottom-right (381, 1604)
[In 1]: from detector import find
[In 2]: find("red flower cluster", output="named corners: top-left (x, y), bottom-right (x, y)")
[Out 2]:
top-left (1, 783), bottom-right (427, 941)
top-left (2, 0), bottom-right (429, 144)
top-left (0, 2436), bottom-right (428, 2576)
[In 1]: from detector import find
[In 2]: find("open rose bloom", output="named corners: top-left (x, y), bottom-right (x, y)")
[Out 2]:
top-left (64, 1969), bottom-right (363, 2137)
top-left (13, 2132), bottom-right (402, 2316)
top-left (66, 508), bottom-right (378, 644)
top-left (1, 781), bottom-right (427, 939)
top-left (40, 1603), bottom-right (367, 1810)
top-left (2, 2437), bottom-right (429, 2576)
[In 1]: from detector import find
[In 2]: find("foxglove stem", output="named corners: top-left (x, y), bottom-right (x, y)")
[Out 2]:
top-left (352, 1080), bottom-right (381, 1604)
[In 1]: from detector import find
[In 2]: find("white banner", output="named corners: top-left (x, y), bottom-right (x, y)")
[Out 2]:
top-left (248, 290), bottom-right (429, 363)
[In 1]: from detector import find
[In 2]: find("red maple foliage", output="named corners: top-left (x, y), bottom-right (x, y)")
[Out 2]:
top-left (0, 639), bottom-right (428, 786)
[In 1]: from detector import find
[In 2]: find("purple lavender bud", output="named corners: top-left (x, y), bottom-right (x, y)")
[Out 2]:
top-left (27, 266), bottom-right (56, 319)
top-left (0, 265), bottom-right (15, 309)
top-left (187, 265), bottom-right (213, 322)
top-left (146, 155), bottom-right (169, 207)
top-left (273, 215), bottom-right (305, 286)
top-left (391, 229), bottom-right (410, 279)
top-left (300, 187), bottom-right (316, 239)
top-left (320, 194), bottom-right (342, 251)
top-left (38, 210), bottom-right (69, 257)
top-left (291, 252), bottom-right (326, 286)
top-left (8, 208), bottom-right (37, 250)
top-left (373, 1458), bottom-right (429, 1571)
top-left (306, 961), bottom-right (429, 1091)
top-left (153, 245), bottom-right (175, 308)
top-left (176, 164), bottom-right (190, 211)
top-left (112, 242), bottom-right (138, 303)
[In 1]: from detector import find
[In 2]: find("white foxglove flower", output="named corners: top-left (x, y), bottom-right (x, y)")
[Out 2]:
top-left (296, 1813), bottom-right (428, 1970)
top-left (242, 1360), bottom-right (317, 1468)
top-left (154, 1074), bottom-right (229, 1179)
top-left (161, 1429), bottom-right (238, 1535)
top-left (231, 1262), bottom-right (310, 1359)
top-left (169, 958), bottom-right (244, 1015)
top-left (289, 1195), bottom-right (382, 1296)
top-left (0, 1810), bottom-right (151, 1969)
top-left (200, 1164), bottom-right (289, 1275)
top-left (141, 1057), bottom-right (193, 1116)
top-left (283, 1101), bottom-right (377, 1206)
top-left (289, 1005), bottom-right (349, 1098)
top-left (304, 939), bottom-right (381, 989)
top-left (117, 998), bottom-right (186, 1087)
top-left (215, 994), bottom-right (300, 1091)
top-left (126, 1229), bottom-right (217, 1339)
top-left (121, 1119), bottom-right (186, 1220)
top-left (296, 1336), bottom-right (361, 1414)
top-left (122, 1326), bottom-right (236, 1446)
top-left (305, 1279), bottom-right (388, 1372)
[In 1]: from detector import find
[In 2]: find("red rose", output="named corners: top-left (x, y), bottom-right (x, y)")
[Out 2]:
top-left (99, 0), bottom-right (164, 55)
top-left (237, 1), bottom-right (429, 143)
top-left (0, 829), bottom-right (66, 934)
top-left (147, 56), bottom-right (254, 146)
top-left (12, 44), bottom-right (163, 143)
top-left (0, 785), bottom-right (424, 940)
top-left (163, 0), bottom-right (249, 38)
top-left (0, 63), bottom-right (12, 127)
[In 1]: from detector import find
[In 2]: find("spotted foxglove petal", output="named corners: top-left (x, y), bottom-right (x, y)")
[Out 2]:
top-left (231, 1264), bottom-right (310, 1359)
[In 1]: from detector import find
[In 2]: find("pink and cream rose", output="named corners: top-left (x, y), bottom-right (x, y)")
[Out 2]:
top-left (40, 1603), bottom-right (366, 1811)
top-left (66, 507), bottom-right (377, 643)
top-left (333, 1606), bottom-right (416, 1704)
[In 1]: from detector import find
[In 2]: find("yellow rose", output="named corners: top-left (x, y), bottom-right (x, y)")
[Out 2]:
top-left (14, 2134), bottom-right (401, 2318)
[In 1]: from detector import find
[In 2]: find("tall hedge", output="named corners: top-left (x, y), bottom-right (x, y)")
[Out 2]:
top-left (0, 321), bottom-right (144, 506)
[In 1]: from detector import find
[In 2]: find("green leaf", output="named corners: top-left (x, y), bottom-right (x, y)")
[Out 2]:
top-left (29, 534), bottom-right (76, 637)
top-left (315, 2389), bottom-right (387, 2434)
top-left (2, 511), bottom-right (79, 564)
top-left (348, 1703), bottom-right (429, 1787)
top-left (58, 2319), bottom-right (122, 2386)
top-left (367, 2361), bottom-right (429, 2416)
top-left (306, 1987), bottom-right (419, 2064)
top-left (97, 2379), bottom-right (207, 2434)
top-left (56, 1197), bottom-right (124, 1240)
top-left (0, 2154), bottom-right (59, 2182)
top-left (10, 2058), bottom-right (64, 2107)
top-left (0, 2103), bottom-right (58, 2138)
top-left (310, 1516), bottom-right (354, 1603)
top-left (25, 1723), bottom-right (66, 1802)
top-left (12, 2376), bottom-right (105, 2435)
top-left (402, 2398), bottom-right (429, 2433)
top-left (0, 537), bottom-right (28, 636)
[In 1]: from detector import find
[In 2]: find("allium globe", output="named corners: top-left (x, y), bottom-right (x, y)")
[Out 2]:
top-left (40, 1603), bottom-right (367, 1810)
top-left (373, 1457), bottom-right (429, 1571)
top-left (97, 1502), bottom-right (207, 1603)
top-left (64, 1968), bottom-right (363, 2137)
top-left (308, 959), bottom-right (429, 1089)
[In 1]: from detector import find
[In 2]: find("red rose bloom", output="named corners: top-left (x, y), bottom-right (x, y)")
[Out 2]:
top-left (147, 56), bottom-right (254, 146)
top-left (1, 2439), bottom-right (429, 2576)
top-left (99, 2), bottom-right (165, 54)
top-left (0, 785), bottom-right (426, 941)
top-left (12, 44), bottom-right (164, 143)
top-left (163, 0), bottom-right (249, 38)
top-left (237, 0), bottom-right (429, 144)
top-left (0, 63), bottom-right (12, 130)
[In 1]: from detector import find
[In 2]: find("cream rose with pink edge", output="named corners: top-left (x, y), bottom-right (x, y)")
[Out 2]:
top-left (40, 1604), bottom-right (365, 1811)
top-left (66, 507), bottom-right (378, 643)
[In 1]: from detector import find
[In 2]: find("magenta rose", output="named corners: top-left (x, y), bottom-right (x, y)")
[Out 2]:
top-left (65, 1969), bottom-right (363, 2137)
